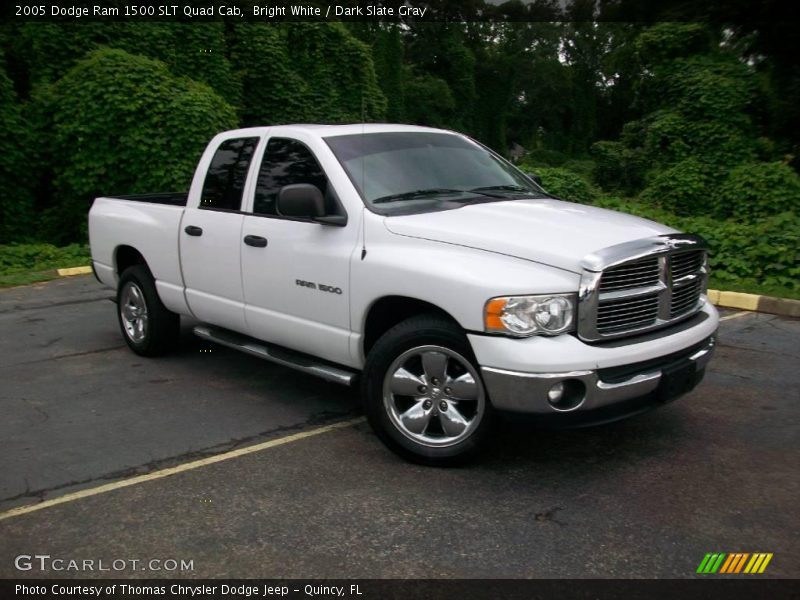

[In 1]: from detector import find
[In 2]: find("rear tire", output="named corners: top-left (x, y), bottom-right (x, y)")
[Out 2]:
top-left (117, 265), bottom-right (179, 356)
top-left (361, 314), bottom-right (494, 466)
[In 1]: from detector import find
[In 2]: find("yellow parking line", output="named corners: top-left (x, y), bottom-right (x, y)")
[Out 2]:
top-left (719, 311), bottom-right (749, 322)
top-left (0, 417), bottom-right (365, 523)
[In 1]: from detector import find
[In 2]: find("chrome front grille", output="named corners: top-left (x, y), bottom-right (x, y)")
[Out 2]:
top-left (597, 291), bottom-right (660, 334)
top-left (599, 256), bottom-right (660, 292)
top-left (671, 250), bottom-right (704, 280)
top-left (578, 235), bottom-right (708, 341)
top-left (670, 270), bottom-right (703, 318)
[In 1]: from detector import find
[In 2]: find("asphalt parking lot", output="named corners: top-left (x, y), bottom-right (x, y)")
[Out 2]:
top-left (0, 275), bottom-right (798, 578)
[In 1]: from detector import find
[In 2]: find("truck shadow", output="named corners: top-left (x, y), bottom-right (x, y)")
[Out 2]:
top-left (484, 407), bottom-right (690, 470)
top-left (174, 318), bottom-right (692, 475)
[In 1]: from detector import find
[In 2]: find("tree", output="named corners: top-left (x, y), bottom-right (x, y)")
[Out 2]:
top-left (368, 25), bottom-right (406, 122)
top-left (231, 23), bottom-right (386, 126)
top-left (591, 22), bottom-right (783, 219)
top-left (405, 23), bottom-right (476, 132)
top-left (31, 48), bottom-right (238, 244)
top-left (0, 51), bottom-right (35, 243)
top-left (7, 22), bottom-right (241, 107)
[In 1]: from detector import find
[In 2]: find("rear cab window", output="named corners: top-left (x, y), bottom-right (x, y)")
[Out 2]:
top-left (201, 137), bottom-right (260, 211)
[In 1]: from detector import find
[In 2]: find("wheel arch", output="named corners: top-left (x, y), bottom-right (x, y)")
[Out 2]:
top-left (114, 245), bottom-right (149, 277)
top-left (362, 295), bottom-right (463, 358)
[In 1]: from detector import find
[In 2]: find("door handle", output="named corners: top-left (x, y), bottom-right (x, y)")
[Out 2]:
top-left (184, 225), bottom-right (203, 237)
top-left (244, 235), bottom-right (268, 248)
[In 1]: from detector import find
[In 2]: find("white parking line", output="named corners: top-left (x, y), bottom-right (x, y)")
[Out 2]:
top-left (0, 417), bottom-right (365, 523)
top-left (720, 311), bottom-right (750, 322)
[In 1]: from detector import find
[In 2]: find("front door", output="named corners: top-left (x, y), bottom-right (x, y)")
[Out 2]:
top-left (241, 137), bottom-right (359, 367)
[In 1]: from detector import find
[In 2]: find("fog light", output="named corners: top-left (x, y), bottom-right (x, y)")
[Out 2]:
top-left (547, 382), bottom-right (564, 402)
top-left (546, 379), bottom-right (586, 412)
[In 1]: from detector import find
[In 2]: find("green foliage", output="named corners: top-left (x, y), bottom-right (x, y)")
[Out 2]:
top-left (473, 50), bottom-right (514, 153)
top-left (520, 148), bottom-right (569, 167)
top-left (642, 110), bottom-right (756, 167)
top-left (634, 53), bottom-right (758, 169)
top-left (713, 161), bottom-right (800, 221)
top-left (639, 158), bottom-right (717, 216)
top-left (11, 23), bottom-right (104, 88)
top-left (231, 23), bottom-right (386, 126)
top-left (0, 19), bottom-right (796, 296)
top-left (370, 25), bottom-right (406, 122)
top-left (590, 140), bottom-right (646, 193)
top-left (625, 53), bottom-right (759, 171)
top-left (403, 70), bottom-right (456, 128)
top-left (114, 23), bottom-right (241, 108)
top-left (527, 167), bottom-right (600, 204)
top-left (639, 158), bottom-right (800, 221)
top-left (706, 276), bottom-right (800, 302)
top-left (679, 212), bottom-right (799, 291)
top-left (560, 159), bottom-right (596, 179)
top-left (667, 55), bottom-right (756, 124)
top-left (592, 15), bottom-right (795, 288)
top-left (32, 48), bottom-right (237, 244)
top-left (11, 23), bottom-right (241, 106)
top-left (634, 23), bottom-right (709, 66)
top-left (437, 28), bottom-right (477, 131)
top-left (0, 51), bottom-right (35, 244)
top-left (405, 24), bottom-right (476, 132)
top-left (593, 197), bottom-right (799, 292)
top-left (596, 23), bottom-right (764, 206)
top-left (0, 243), bottom-right (90, 275)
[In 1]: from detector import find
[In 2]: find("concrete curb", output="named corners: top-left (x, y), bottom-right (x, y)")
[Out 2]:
top-left (56, 266), bottom-right (93, 276)
top-left (54, 267), bottom-right (799, 318)
top-left (707, 289), bottom-right (800, 318)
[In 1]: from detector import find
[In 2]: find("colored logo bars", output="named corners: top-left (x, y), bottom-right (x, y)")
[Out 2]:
top-left (697, 553), bottom-right (773, 574)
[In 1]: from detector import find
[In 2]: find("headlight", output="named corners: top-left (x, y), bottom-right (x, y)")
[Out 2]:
top-left (484, 294), bottom-right (576, 336)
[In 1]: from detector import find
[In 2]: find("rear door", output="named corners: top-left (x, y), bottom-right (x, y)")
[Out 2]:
top-left (180, 136), bottom-right (260, 333)
top-left (240, 136), bottom-right (359, 367)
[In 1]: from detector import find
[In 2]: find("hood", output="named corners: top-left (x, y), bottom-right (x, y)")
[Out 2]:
top-left (383, 199), bottom-right (676, 273)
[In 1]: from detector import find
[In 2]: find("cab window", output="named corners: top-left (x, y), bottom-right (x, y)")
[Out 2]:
top-left (253, 138), bottom-right (329, 216)
top-left (200, 137), bottom-right (259, 211)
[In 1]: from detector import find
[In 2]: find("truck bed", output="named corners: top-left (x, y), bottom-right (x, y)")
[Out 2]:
top-left (89, 195), bottom-right (187, 315)
top-left (107, 192), bottom-right (188, 206)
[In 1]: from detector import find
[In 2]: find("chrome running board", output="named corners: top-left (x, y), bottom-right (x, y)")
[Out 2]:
top-left (193, 325), bottom-right (356, 386)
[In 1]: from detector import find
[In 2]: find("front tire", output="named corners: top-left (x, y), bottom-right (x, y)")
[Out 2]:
top-left (362, 314), bottom-right (494, 466)
top-left (117, 265), bottom-right (179, 356)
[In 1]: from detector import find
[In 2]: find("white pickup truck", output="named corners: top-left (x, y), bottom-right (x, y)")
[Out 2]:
top-left (89, 124), bottom-right (718, 465)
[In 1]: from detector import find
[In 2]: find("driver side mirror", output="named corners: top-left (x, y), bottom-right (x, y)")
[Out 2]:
top-left (276, 184), bottom-right (347, 226)
top-left (525, 171), bottom-right (543, 187)
top-left (277, 184), bottom-right (325, 219)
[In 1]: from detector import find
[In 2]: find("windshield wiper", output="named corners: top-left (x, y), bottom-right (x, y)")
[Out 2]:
top-left (468, 184), bottom-right (533, 194)
top-left (372, 188), bottom-right (469, 204)
top-left (372, 187), bottom-right (512, 205)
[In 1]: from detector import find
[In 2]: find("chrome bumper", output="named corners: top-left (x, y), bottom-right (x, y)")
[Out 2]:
top-left (481, 335), bottom-right (715, 415)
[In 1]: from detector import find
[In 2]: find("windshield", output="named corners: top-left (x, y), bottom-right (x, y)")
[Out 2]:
top-left (324, 132), bottom-right (547, 215)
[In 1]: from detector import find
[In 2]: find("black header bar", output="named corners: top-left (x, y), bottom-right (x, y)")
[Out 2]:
top-left (4, 0), bottom-right (799, 23)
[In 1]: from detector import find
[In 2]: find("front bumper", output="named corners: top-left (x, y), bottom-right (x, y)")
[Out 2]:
top-left (481, 335), bottom-right (715, 417)
top-left (470, 302), bottom-right (719, 419)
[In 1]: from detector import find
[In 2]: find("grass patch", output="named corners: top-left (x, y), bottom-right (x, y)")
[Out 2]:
top-left (709, 277), bottom-right (800, 302)
top-left (0, 243), bottom-right (90, 275)
top-left (0, 269), bottom-right (66, 288)
top-left (0, 243), bottom-right (91, 288)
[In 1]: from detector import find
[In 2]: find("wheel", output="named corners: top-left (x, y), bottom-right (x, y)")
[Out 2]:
top-left (362, 314), bottom-right (494, 466)
top-left (117, 265), bottom-right (179, 356)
